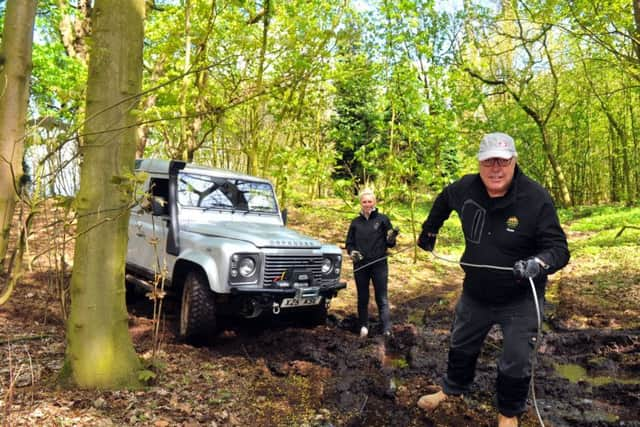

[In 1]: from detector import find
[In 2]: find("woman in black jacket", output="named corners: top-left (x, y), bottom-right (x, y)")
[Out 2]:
top-left (346, 189), bottom-right (398, 338)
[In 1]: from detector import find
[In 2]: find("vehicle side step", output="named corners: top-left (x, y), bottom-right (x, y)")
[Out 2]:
top-left (125, 274), bottom-right (175, 297)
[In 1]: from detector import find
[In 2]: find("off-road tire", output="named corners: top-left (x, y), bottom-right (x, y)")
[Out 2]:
top-left (179, 270), bottom-right (217, 344)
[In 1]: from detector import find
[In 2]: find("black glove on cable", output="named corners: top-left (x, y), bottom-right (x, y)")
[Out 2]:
top-left (350, 250), bottom-right (364, 264)
top-left (513, 257), bottom-right (542, 280)
top-left (417, 231), bottom-right (436, 252)
top-left (386, 227), bottom-right (399, 244)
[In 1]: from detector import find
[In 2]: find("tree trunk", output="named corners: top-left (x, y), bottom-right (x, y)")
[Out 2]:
top-left (179, 0), bottom-right (193, 161)
top-left (633, 0), bottom-right (640, 62)
top-left (246, 0), bottom-right (271, 176)
top-left (539, 126), bottom-right (573, 206)
top-left (630, 98), bottom-right (640, 200)
top-left (0, 0), bottom-right (37, 270)
top-left (61, 0), bottom-right (145, 389)
top-left (56, 0), bottom-right (92, 64)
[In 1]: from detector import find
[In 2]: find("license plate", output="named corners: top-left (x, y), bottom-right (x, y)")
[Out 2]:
top-left (281, 296), bottom-right (322, 308)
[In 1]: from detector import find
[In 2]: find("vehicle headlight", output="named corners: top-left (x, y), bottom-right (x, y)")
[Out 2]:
top-left (238, 257), bottom-right (256, 277)
top-left (322, 255), bottom-right (342, 277)
top-left (321, 258), bottom-right (333, 274)
top-left (229, 253), bottom-right (259, 284)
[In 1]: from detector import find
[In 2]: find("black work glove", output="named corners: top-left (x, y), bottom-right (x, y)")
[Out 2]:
top-left (386, 227), bottom-right (399, 244)
top-left (513, 257), bottom-right (542, 280)
top-left (417, 230), bottom-right (436, 252)
top-left (350, 250), bottom-right (364, 264)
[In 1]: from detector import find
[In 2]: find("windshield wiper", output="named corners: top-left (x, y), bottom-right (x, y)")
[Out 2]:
top-left (250, 206), bottom-right (275, 213)
top-left (203, 204), bottom-right (232, 211)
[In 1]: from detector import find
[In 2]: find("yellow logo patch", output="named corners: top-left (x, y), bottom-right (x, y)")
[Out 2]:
top-left (506, 216), bottom-right (519, 231)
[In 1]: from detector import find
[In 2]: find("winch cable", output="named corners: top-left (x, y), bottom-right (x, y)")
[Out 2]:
top-left (347, 244), bottom-right (545, 426)
top-left (351, 244), bottom-right (415, 273)
top-left (429, 249), bottom-right (546, 427)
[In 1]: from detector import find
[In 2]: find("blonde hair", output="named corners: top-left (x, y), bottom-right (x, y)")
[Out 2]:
top-left (359, 188), bottom-right (376, 201)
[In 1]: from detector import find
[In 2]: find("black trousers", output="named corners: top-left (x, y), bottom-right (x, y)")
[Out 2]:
top-left (442, 292), bottom-right (542, 417)
top-left (354, 260), bottom-right (390, 333)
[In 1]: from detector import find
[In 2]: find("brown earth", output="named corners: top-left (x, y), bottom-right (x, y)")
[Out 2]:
top-left (1, 201), bottom-right (639, 427)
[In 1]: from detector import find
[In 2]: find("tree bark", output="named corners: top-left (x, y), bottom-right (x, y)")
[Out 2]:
top-left (633, 0), bottom-right (640, 62)
top-left (245, 0), bottom-right (271, 175)
top-left (62, 0), bottom-right (145, 389)
top-left (0, 0), bottom-right (37, 270)
top-left (56, 0), bottom-right (92, 64)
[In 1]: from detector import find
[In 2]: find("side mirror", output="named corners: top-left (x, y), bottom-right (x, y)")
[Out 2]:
top-left (281, 208), bottom-right (288, 225)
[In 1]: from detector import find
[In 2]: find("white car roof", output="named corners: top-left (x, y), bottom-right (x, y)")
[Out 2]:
top-left (135, 159), bottom-right (272, 184)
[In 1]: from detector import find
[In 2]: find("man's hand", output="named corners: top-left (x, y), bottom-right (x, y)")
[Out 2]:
top-left (417, 231), bottom-right (436, 252)
top-left (386, 227), bottom-right (399, 244)
top-left (513, 258), bottom-right (542, 280)
top-left (350, 250), bottom-right (363, 263)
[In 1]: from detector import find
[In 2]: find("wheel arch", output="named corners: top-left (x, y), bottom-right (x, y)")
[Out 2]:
top-left (172, 251), bottom-right (220, 294)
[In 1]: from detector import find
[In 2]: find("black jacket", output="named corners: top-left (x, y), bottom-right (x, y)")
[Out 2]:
top-left (346, 209), bottom-right (396, 264)
top-left (422, 166), bottom-right (570, 304)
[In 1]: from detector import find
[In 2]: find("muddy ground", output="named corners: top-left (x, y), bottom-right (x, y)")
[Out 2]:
top-left (1, 203), bottom-right (639, 426)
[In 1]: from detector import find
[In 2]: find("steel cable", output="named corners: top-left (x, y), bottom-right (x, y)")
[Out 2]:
top-left (430, 249), bottom-right (546, 427)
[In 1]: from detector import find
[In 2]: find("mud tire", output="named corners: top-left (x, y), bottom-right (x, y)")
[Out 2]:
top-left (179, 270), bottom-right (217, 344)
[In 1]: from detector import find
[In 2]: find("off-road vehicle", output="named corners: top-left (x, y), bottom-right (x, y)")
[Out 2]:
top-left (126, 159), bottom-right (345, 342)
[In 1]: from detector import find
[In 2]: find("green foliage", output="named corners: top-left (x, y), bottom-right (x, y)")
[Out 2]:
top-left (21, 0), bottom-right (640, 208)
top-left (31, 6), bottom-right (87, 123)
top-left (332, 178), bottom-right (357, 205)
top-left (137, 355), bottom-right (166, 386)
top-left (329, 33), bottom-right (382, 185)
top-left (137, 369), bottom-right (157, 384)
top-left (559, 206), bottom-right (640, 262)
top-left (563, 206), bottom-right (640, 232)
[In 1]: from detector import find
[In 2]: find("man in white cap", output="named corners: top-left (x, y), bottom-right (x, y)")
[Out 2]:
top-left (416, 132), bottom-right (570, 426)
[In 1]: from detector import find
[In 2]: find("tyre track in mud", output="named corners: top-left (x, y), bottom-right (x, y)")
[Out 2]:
top-left (198, 300), bottom-right (640, 427)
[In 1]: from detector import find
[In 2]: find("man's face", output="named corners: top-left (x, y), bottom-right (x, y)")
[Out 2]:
top-left (360, 195), bottom-right (376, 215)
top-left (479, 157), bottom-right (516, 197)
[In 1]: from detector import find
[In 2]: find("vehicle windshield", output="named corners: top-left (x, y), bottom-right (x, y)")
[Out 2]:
top-left (177, 172), bottom-right (278, 214)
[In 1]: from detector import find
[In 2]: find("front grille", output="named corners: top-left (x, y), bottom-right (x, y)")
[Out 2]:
top-left (263, 255), bottom-right (323, 286)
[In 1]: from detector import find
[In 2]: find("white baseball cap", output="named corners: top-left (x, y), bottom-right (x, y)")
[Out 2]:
top-left (477, 132), bottom-right (517, 161)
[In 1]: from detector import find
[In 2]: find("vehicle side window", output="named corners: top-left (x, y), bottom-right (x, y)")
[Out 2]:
top-left (150, 178), bottom-right (169, 216)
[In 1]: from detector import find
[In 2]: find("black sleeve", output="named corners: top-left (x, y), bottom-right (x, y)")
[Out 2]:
top-left (345, 220), bottom-right (357, 255)
top-left (384, 216), bottom-right (397, 248)
top-left (535, 200), bottom-right (570, 275)
top-left (422, 186), bottom-right (454, 234)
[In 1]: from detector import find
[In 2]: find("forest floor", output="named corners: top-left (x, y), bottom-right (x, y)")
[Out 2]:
top-left (1, 200), bottom-right (639, 427)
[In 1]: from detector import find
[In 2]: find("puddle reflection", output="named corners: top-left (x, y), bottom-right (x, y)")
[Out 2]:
top-left (554, 362), bottom-right (640, 386)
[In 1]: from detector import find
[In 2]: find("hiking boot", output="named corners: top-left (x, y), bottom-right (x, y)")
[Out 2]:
top-left (417, 390), bottom-right (448, 411)
top-left (498, 414), bottom-right (518, 427)
top-left (359, 326), bottom-right (368, 338)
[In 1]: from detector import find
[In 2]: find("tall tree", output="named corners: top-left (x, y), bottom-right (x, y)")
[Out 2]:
top-left (56, 0), bottom-right (92, 65)
top-left (330, 10), bottom-right (382, 188)
top-left (0, 0), bottom-right (37, 270)
top-left (60, 0), bottom-right (145, 388)
top-left (460, 1), bottom-right (573, 205)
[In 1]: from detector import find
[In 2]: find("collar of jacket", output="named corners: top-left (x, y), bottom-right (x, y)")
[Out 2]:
top-left (359, 207), bottom-right (378, 220)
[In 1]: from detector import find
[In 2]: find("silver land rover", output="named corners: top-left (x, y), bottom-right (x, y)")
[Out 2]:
top-left (126, 159), bottom-right (346, 343)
